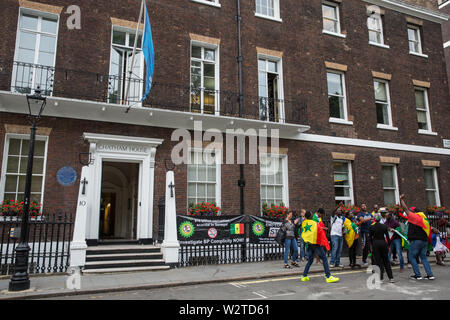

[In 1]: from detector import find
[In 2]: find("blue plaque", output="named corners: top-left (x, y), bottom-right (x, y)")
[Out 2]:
top-left (57, 166), bottom-right (77, 187)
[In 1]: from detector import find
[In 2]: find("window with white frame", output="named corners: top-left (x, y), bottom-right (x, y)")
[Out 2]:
top-left (260, 154), bottom-right (288, 210)
top-left (1, 136), bottom-right (47, 204)
top-left (255, 0), bottom-right (280, 20)
top-left (258, 57), bottom-right (283, 122)
top-left (322, 1), bottom-right (341, 34)
top-left (327, 70), bottom-right (347, 121)
top-left (13, 10), bottom-right (59, 95)
top-left (108, 28), bottom-right (144, 105)
top-left (187, 149), bottom-right (220, 207)
top-left (374, 79), bottom-right (393, 127)
top-left (381, 165), bottom-right (399, 206)
top-left (408, 25), bottom-right (423, 54)
top-left (333, 161), bottom-right (353, 205)
top-left (415, 87), bottom-right (432, 132)
top-left (424, 167), bottom-right (440, 207)
top-left (367, 14), bottom-right (384, 45)
top-left (190, 44), bottom-right (218, 115)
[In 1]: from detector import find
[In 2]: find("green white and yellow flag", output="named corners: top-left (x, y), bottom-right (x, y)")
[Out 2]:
top-left (344, 218), bottom-right (358, 247)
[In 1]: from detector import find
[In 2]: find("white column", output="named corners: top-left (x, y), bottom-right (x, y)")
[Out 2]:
top-left (147, 147), bottom-right (156, 240)
top-left (85, 142), bottom-right (98, 240)
top-left (69, 166), bottom-right (89, 268)
top-left (162, 170), bottom-right (180, 265)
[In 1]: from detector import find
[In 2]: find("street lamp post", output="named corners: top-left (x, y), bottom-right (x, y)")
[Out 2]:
top-left (8, 88), bottom-right (47, 292)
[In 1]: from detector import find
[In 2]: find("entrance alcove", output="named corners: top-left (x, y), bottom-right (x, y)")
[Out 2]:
top-left (100, 162), bottom-right (139, 240)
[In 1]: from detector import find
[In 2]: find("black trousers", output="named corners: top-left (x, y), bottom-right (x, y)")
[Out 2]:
top-left (349, 238), bottom-right (358, 266)
top-left (372, 240), bottom-right (393, 280)
top-left (361, 232), bottom-right (371, 263)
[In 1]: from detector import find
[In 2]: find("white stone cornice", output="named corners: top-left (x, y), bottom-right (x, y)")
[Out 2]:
top-left (362, 0), bottom-right (449, 23)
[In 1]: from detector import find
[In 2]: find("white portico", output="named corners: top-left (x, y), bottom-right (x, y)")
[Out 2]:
top-left (83, 133), bottom-right (163, 244)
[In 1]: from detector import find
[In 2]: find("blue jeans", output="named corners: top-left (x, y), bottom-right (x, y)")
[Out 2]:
top-left (330, 235), bottom-right (343, 266)
top-left (388, 239), bottom-right (404, 269)
top-left (284, 238), bottom-right (299, 264)
top-left (303, 244), bottom-right (331, 278)
top-left (298, 237), bottom-right (306, 259)
top-left (409, 240), bottom-right (433, 277)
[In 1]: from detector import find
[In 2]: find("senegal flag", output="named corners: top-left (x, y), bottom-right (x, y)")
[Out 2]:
top-left (344, 218), bottom-right (358, 248)
top-left (407, 212), bottom-right (431, 237)
top-left (230, 223), bottom-right (244, 235)
top-left (313, 213), bottom-right (325, 228)
top-left (301, 219), bottom-right (330, 250)
top-left (312, 213), bottom-right (319, 222)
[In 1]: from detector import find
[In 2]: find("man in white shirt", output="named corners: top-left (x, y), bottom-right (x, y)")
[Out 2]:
top-left (330, 206), bottom-right (345, 268)
top-left (380, 207), bottom-right (388, 225)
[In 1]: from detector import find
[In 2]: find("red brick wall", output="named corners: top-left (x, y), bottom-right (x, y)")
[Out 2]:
top-left (0, 0), bottom-right (448, 147)
top-left (1, 113), bottom-right (448, 237)
top-left (0, 0), bottom-right (449, 239)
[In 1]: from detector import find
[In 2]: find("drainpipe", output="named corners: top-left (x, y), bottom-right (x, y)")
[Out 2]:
top-left (236, 0), bottom-right (245, 216)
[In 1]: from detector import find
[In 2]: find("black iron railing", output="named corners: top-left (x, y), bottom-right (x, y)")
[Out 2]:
top-left (178, 233), bottom-right (286, 268)
top-left (10, 61), bottom-right (55, 96)
top-left (178, 213), bottom-right (449, 268)
top-left (0, 213), bottom-right (74, 275)
top-left (2, 61), bottom-right (309, 126)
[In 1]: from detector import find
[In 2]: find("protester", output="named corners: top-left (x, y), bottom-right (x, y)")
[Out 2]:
top-left (379, 210), bottom-right (387, 225)
top-left (314, 208), bottom-right (328, 264)
top-left (357, 204), bottom-right (373, 266)
top-left (298, 209), bottom-right (307, 262)
top-left (281, 210), bottom-right (300, 269)
top-left (370, 213), bottom-right (395, 283)
top-left (372, 204), bottom-right (379, 217)
top-left (344, 210), bottom-right (360, 269)
top-left (432, 228), bottom-right (448, 266)
top-left (330, 205), bottom-right (345, 268)
top-left (400, 194), bottom-right (435, 280)
top-left (385, 210), bottom-right (405, 271)
top-left (300, 211), bottom-right (339, 283)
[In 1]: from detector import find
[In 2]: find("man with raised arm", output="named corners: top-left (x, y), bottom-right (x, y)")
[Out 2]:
top-left (399, 194), bottom-right (434, 281)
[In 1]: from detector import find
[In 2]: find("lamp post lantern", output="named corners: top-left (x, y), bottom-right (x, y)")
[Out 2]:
top-left (8, 88), bottom-right (47, 292)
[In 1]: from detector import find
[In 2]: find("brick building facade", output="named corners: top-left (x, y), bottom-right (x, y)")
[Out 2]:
top-left (0, 0), bottom-right (449, 244)
top-left (439, 0), bottom-right (450, 93)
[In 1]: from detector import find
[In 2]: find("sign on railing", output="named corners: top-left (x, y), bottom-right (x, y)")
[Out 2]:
top-left (177, 215), bottom-right (246, 246)
top-left (249, 216), bottom-right (283, 245)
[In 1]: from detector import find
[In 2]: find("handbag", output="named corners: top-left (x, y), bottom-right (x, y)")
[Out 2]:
top-left (275, 226), bottom-right (286, 246)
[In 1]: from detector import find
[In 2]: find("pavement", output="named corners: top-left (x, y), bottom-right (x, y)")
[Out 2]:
top-left (0, 255), bottom-right (439, 300)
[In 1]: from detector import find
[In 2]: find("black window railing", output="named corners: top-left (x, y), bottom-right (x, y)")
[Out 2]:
top-left (11, 61), bottom-right (55, 96)
top-left (2, 61), bottom-right (309, 126)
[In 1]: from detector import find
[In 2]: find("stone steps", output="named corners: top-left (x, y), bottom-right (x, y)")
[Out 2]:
top-left (83, 244), bottom-right (168, 274)
top-left (82, 265), bottom-right (170, 274)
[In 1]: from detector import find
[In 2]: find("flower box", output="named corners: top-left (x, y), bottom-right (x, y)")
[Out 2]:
top-left (188, 202), bottom-right (221, 217)
top-left (262, 203), bottom-right (289, 220)
top-left (1, 199), bottom-right (42, 218)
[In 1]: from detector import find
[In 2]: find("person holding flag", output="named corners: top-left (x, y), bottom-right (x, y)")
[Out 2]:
top-left (385, 211), bottom-right (405, 271)
top-left (344, 211), bottom-right (359, 269)
top-left (300, 211), bottom-right (339, 283)
top-left (314, 208), bottom-right (329, 264)
top-left (399, 194), bottom-right (435, 280)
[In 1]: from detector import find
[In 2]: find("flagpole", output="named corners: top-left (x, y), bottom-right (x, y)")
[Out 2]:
top-left (125, 0), bottom-right (145, 113)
